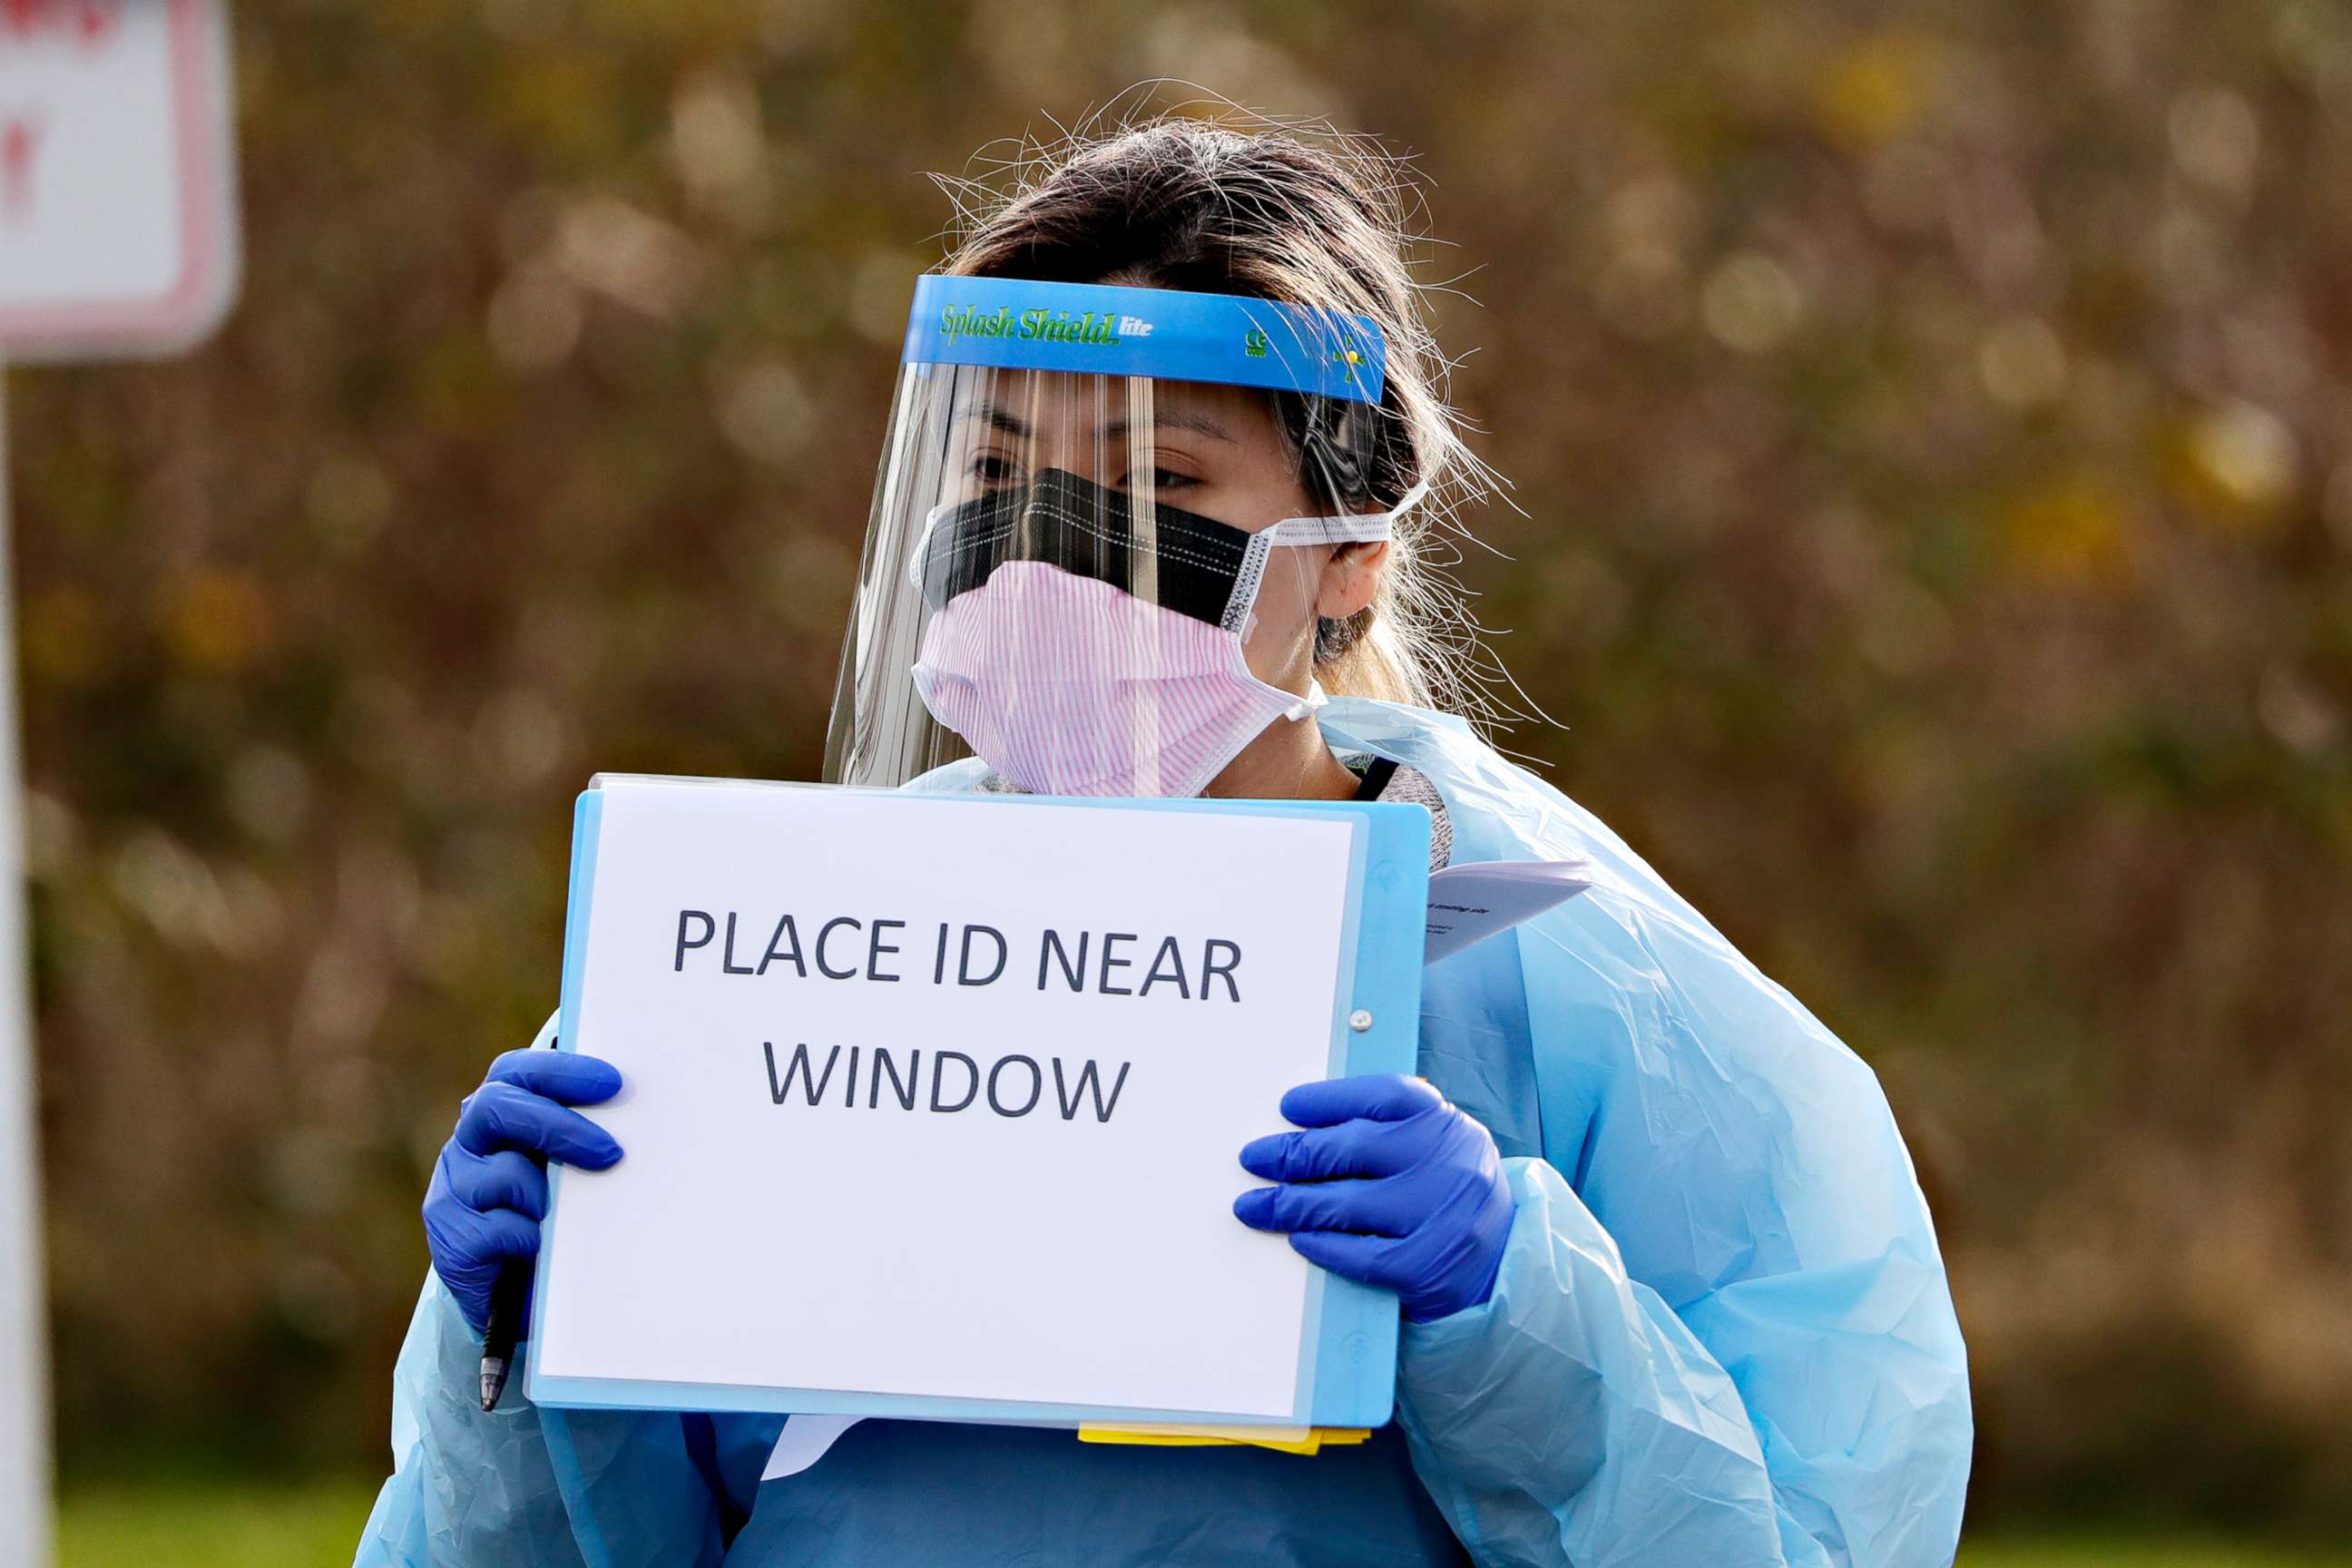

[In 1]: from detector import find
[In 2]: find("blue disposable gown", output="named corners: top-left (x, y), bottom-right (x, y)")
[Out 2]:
top-left (354, 696), bottom-right (1973, 1567)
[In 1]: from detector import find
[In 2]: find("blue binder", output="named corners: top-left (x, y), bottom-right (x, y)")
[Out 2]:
top-left (525, 779), bottom-right (1433, 1431)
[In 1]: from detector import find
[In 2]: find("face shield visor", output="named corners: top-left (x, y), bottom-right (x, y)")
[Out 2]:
top-left (824, 274), bottom-right (1424, 797)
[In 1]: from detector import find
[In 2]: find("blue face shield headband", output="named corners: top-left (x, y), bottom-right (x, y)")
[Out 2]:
top-left (899, 274), bottom-right (1390, 406)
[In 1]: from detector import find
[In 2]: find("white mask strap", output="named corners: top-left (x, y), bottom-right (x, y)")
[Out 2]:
top-left (1264, 479), bottom-right (1431, 547)
top-left (904, 499), bottom-right (956, 596)
top-left (1219, 481), bottom-right (1430, 636)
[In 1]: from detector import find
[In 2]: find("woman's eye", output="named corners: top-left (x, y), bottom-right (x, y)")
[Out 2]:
top-left (1123, 468), bottom-right (1197, 491)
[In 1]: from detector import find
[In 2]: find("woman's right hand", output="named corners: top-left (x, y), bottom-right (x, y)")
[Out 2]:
top-left (422, 1048), bottom-right (625, 1333)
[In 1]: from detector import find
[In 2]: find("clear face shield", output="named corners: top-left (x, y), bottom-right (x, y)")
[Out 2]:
top-left (824, 275), bottom-right (1424, 796)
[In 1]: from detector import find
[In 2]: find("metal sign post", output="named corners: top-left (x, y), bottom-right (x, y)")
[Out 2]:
top-left (0, 352), bottom-right (43, 1568)
top-left (1, 5), bottom-right (240, 1562)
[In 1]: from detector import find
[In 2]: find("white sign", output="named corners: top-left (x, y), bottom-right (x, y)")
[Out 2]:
top-left (0, 0), bottom-right (240, 358)
top-left (534, 780), bottom-right (1359, 1420)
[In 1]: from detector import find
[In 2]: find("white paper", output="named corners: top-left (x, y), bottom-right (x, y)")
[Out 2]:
top-left (1424, 859), bottom-right (1592, 965)
top-left (535, 782), bottom-right (1358, 1420)
top-left (761, 1414), bottom-right (864, 1480)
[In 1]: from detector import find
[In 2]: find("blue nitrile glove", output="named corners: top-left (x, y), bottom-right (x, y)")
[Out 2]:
top-left (1232, 1073), bottom-right (1514, 1323)
top-left (421, 1049), bottom-right (625, 1334)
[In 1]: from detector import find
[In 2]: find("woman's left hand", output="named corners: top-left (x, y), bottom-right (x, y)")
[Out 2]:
top-left (1232, 1073), bottom-right (1515, 1323)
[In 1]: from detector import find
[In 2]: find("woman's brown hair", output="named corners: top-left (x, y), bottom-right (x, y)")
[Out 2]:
top-left (932, 103), bottom-right (1506, 715)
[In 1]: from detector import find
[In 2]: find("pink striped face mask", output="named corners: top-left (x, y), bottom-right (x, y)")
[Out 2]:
top-left (906, 468), bottom-right (1427, 798)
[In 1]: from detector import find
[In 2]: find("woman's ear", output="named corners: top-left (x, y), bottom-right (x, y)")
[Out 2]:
top-left (1315, 541), bottom-right (1390, 620)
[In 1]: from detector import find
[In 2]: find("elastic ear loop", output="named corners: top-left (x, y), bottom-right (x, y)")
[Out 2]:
top-left (903, 499), bottom-right (957, 598)
top-left (1266, 478), bottom-right (1432, 546)
top-left (1222, 478), bottom-right (1431, 636)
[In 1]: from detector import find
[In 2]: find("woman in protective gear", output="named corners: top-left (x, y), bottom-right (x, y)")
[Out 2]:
top-left (359, 113), bottom-right (1973, 1568)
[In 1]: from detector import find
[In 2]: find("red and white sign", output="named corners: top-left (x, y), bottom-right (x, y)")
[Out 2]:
top-left (0, 0), bottom-right (240, 359)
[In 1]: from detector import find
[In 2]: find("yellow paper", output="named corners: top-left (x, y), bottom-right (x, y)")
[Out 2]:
top-left (1076, 1425), bottom-right (1373, 1455)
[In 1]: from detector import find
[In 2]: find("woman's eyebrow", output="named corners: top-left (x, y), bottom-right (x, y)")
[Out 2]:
top-left (955, 406), bottom-right (1235, 443)
top-left (960, 406), bottom-right (1032, 436)
top-left (1104, 410), bottom-right (1235, 443)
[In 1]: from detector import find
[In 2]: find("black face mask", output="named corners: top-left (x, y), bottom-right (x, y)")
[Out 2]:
top-left (913, 468), bottom-right (1257, 630)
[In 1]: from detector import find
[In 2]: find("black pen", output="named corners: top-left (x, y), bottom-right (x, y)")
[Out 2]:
top-left (481, 1018), bottom-right (560, 1412)
top-left (478, 1259), bottom-right (530, 1412)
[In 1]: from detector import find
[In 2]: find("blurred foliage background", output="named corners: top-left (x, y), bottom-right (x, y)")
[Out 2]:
top-left (8, 0), bottom-right (2351, 1543)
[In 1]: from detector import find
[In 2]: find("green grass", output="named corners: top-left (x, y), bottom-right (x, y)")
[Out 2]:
top-left (58, 1477), bottom-right (382, 1568)
top-left (1959, 1544), bottom-right (2352, 1568)
top-left (45, 1477), bottom-right (2352, 1566)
